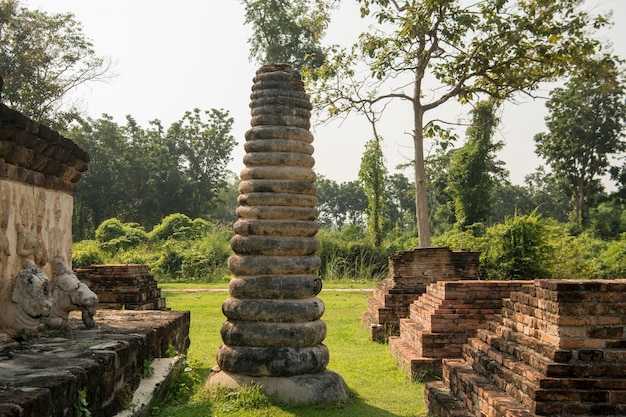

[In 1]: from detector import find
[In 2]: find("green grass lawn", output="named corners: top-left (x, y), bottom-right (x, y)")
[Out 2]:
top-left (152, 288), bottom-right (428, 417)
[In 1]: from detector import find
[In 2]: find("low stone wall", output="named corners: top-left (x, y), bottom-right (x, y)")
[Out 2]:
top-left (0, 309), bottom-right (189, 417)
top-left (75, 264), bottom-right (166, 310)
top-left (426, 279), bottom-right (626, 417)
top-left (390, 280), bottom-right (530, 378)
top-left (362, 247), bottom-right (480, 341)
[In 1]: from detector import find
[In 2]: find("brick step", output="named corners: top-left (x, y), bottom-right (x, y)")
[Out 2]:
top-left (398, 319), bottom-right (468, 359)
top-left (388, 336), bottom-right (439, 379)
top-left (485, 321), bottom-right (572, 363)
top-left (477, 328), bottom-right (566, 373)
top-left (443, 358), bottom-right (537, 417)
top-left (462, 338), bottom-right (542, 409)
top-left (424, 380), bottom-right (474, 417)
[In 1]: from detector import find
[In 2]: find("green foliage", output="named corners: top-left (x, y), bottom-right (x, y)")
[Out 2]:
top-left (317, 227), bottom-right (389, 280)
top-left (68, 110), bottom-right (237, 240)
top-left (448, 100), bottom-right (506, 229)
top-left (74, 389), bottom-right (92, 417)
top-left (195, 384), bottom-right (273, 413)
top-left (598, 233), bottom-right (626, 278)
top-left (479, 212), bottom-right (553, 280)
top-left (308, 0), bottom-right (613, 247)
top-left (141, 359), bottom-right (155, 378)
top-left (534, 64), bottom-right (626, 227)
top-left (95, 218), bottom-right (148, 251)
top-left (242, 0), bottom-right (335, 69)
top-left (359, 139), bottom-right (388, 245)
top-left (149, 214), bottom-right (195, 241)
top-left (72, 240), bottom-right (105, 268)
top-left (0, 0), bottom-right (109, 126)
top-left (75, 216), bottom-right (233, 283)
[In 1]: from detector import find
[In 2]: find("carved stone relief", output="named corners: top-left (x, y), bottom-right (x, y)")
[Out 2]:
top-left (0, 260), bottom-right (52, 337)
top-left (48, 258), bottom-right (98, 329)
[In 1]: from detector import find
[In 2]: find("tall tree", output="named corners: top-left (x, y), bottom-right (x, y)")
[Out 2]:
top-left (0, 0), bottom-right (109, 126)
top-left (448, 100), bottom-right (506, 229)
top-left (307, 0), bottom-right (613, 247)
top-left (167, 108), bottom-right (237, 219)
top-left (68, 115), bottom-right (133, 232)
top-left (359, 138), bottom-right (387, 245)
top-left (242, 0), bottom-right (335, 69)
top-left (534, 65), bottom-right (626, 227)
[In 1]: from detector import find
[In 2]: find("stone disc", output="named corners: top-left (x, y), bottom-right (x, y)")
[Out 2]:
top-left (230, 235), bottom-right (320, 256)
top-left (228, 275), bottom-right (322, 299)
top-left (236, 206), bottom-right (318, 221)
top-left (244, 139), bottom-right (314, 155)
top-left (243, 152), bottom-right (315, 168)
top-left (216, 344), bottom-right (329, 377)
top-left (221, 297), bottom-right (325, 322)
top-left (233, 219), bottom-right (319, 237)
top-left (238, 179), bottom-right (316, 195)
top-left (228, 254), bottom-right (321, 275)
top-left (245, 125), bottom-right (313, 143)
top-left (237, 193), bottom-right (318, 207)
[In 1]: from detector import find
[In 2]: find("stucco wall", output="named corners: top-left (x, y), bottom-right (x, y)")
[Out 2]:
top-left (0, 178), bottom-right (73, 289)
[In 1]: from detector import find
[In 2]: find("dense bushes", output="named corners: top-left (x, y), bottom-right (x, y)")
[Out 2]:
top-left (73, 212), bottom-right (626, 283)
top-left (73, 214), bottom-right (234, 282)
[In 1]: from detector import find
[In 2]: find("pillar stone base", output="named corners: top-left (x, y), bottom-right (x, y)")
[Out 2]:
top-left (206, 368), bottom-right (349, 405)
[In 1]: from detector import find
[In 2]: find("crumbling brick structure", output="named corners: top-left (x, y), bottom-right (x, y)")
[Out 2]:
top-left (75, 264), bottom-right (166, 310)
top-left (362, 247), bottom-right (480, 341)
top-left (390, 279), bottom-right (530, 378)
top-left (426, 279), bottom-right (626, 417)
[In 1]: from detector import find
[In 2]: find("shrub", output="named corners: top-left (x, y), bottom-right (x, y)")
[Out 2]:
top-left (95, 218), bottom-right (148, 251)
top-left (72, 240), bottom-right (105, 268)
top-left (95, 218), bottom-right (126, 243)
top-left (318, 227), bottom-right (389, 280)
top-left (150, 213), bottom-right (194, 241)
top-left (481, 211), bottom-right (552, 280)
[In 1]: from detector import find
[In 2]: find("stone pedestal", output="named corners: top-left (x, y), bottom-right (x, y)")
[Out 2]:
top-left (389, 280), bottom-right (530, 379)
top-left (362, 247), bottom-right (480, 341)
top-left (206, 64), bottom-right (348, 404)
top-left (426, 279), bottom-right (626, 417)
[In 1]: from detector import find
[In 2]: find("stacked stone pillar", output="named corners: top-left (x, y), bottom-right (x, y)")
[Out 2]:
top-left (207, 64), bottom-right (348, 404)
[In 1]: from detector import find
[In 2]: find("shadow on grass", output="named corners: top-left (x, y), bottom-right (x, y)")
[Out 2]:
top-left (276, 388), bottom-right (406, 417)
top-left (153, 370), bottom-right (409, 417)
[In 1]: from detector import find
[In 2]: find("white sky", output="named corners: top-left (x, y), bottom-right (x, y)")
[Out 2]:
top-left (25, 0), bottom-right (626, 186)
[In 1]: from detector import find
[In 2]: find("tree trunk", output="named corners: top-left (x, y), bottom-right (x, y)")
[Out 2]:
top-left (413, 107), bottom-right (431, 247)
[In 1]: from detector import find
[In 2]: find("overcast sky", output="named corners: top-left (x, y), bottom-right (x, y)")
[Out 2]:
top-left (26, 0), bottom-right (626, 186)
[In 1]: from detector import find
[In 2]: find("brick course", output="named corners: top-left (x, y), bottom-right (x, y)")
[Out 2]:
top-left (75, 264), bottom-right (167, 310)
top-left (426, 279), bottom-right (626, 417)
top-left (362, 247), bottom-right (480, 341)
top-left (390, 280), bottom-right (529, 378)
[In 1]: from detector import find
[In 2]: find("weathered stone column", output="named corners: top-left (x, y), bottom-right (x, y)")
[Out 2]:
top-left (207, 64), bottom-right (348, 404)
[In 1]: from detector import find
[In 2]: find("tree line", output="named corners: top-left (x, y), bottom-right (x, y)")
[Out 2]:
top-left (1, 0), bottom-right (625, 259)
top-left (67, 110), bottom-right (237, 240)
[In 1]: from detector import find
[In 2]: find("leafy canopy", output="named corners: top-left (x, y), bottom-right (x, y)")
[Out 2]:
top-left (0, 0), bottom-right (110, 126)
top-left (305, 0), bottom-right (614, 247)
top-left (534, 62), bottom-right (626, 227)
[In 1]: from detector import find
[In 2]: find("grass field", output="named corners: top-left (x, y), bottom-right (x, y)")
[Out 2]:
top-left (151, 288), bottom-right (429, 417)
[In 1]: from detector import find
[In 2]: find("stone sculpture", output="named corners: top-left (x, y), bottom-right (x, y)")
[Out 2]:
top-left (48, 258), bottom-right (98, 329)
top-left (208, 64), bottom-right (348, 404)
top-left (0, 260), bottom-right (52, 337)
top-left (16, 222), bottom-right (48, 267)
